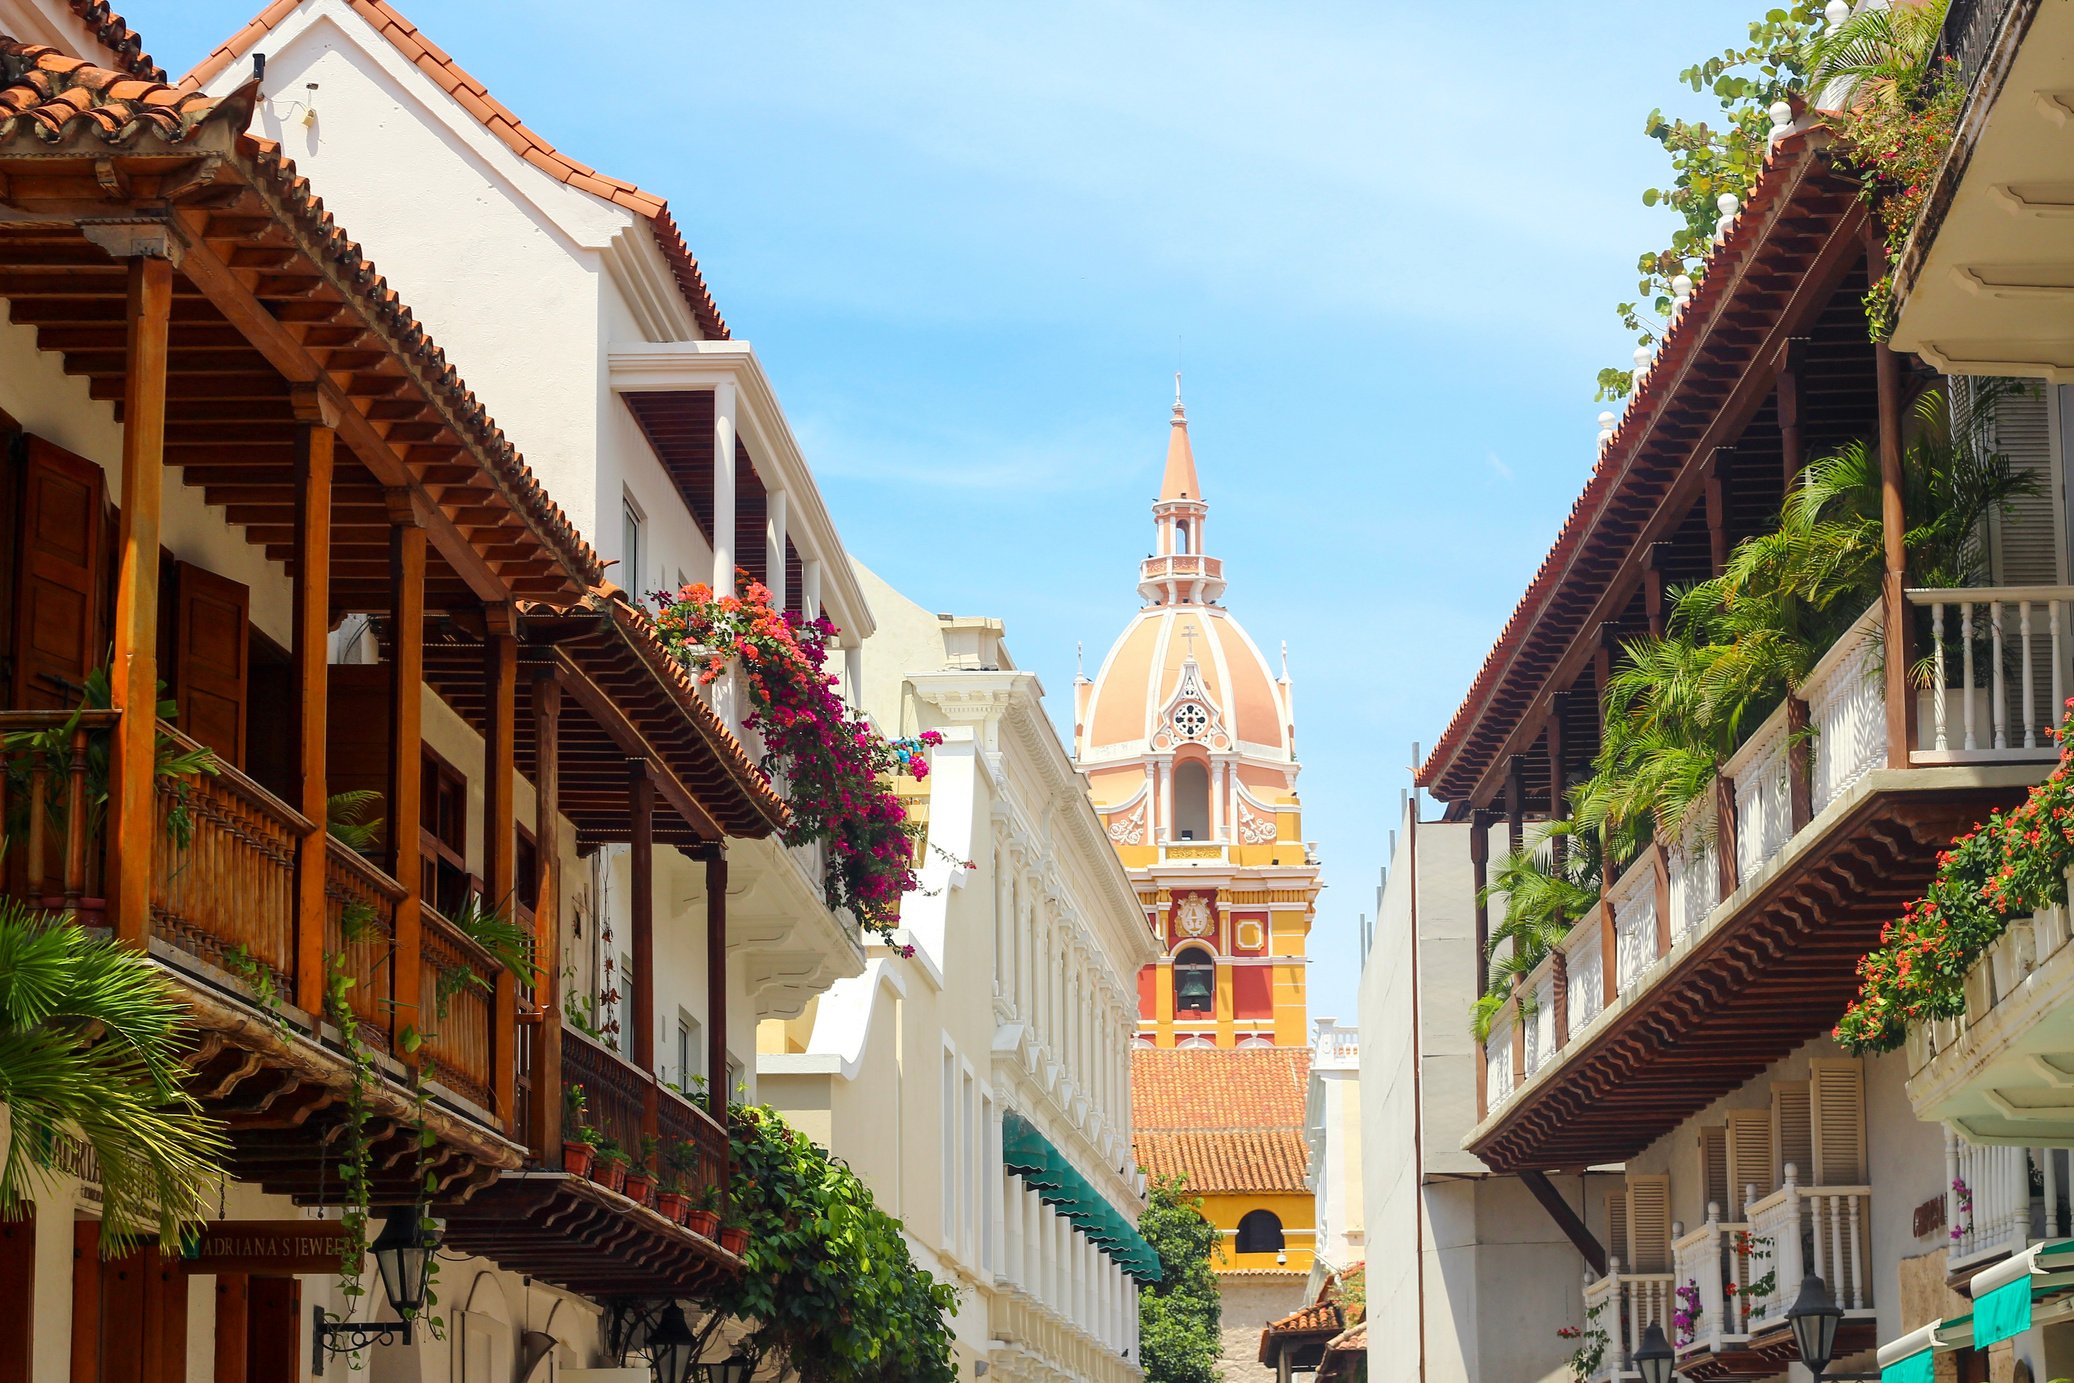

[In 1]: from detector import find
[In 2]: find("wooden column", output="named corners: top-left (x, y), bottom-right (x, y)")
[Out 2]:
top-left (1504, 754), bottom-right (1526, 854)
top-left (290, 410), bottom-right (333, 1012)
top-left (1651, 842), bottom-right (1672, 956)
top-left (1777, 338), bottom-right (1808, 488)
top-left (1469, 812), bottom-right (1491, 995)
top-left (529, 670), bottom-right (563, 1160)
top-left (106, 252), bottom-right (173, 946)
top-left (706, 849), bottom-right (729, 1124)
top-left (1876, 333), bottom-right (1915, 767)
top-left (1705, 450), bottom-right (1731, 577)
top-left (1546, 703), bottom-right (1567, 844)
top-left (1551, 948), bottom-right (1570, 1050)
top-left (629, 760), bottom-right (658, 1142)
top-left (1715, 772), bottom-right (1740, 899)
top-left (1644, 543), bottom-right (1668, 639)
top-left (1786, 695), bottom-right (1813, 831)
top-left (386, 494), bottom-right (426, 1055)
top-left (483, 614), bottom-right (517, 1124)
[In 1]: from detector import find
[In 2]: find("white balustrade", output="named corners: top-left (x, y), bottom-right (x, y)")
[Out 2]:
top-left (1567, 921), bottom-right (1605, 1035)
top-left (1528, 970), bottom-right (1556, 1076)
top-left (1910, 588), bottom-right (2074, 763)
top-left (1807, 602), bottom-right (1887, 813)
top-left (1485, 1009), bottom-right (1516, 1113)
top-left (1581, 1263), bottom-right (1676, 1382)
top-left (1743, 1168), bottom-right (1871, 1333)
top-left (1610, 857), bottom-right (1659, 992)
top-left (1672, 1211), bottom-right (1755, 1356)
top-left (1946, 1128), bottom-right (2054, 1266)
top-left (1667, 801), bottom-right (1718, 944)
top-left (1727, 712), bottom-right (1793, 883)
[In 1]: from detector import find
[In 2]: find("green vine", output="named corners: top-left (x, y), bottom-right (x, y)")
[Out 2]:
top-left (323, 945), bottom-right (375, 1363)
top-left (223, 943), bottom-right (291, 1037)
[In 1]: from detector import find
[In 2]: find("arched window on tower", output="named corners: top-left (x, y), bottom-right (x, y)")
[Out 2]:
top-left (1173, 758), bottom-right (1210, 841)
top-left (1172, 946), bottom-right (1216, 1017)
top-left (1174, 521), bottom-right (1190, 555)
top-left (1235, 1209), bottom-right (1285, 1255)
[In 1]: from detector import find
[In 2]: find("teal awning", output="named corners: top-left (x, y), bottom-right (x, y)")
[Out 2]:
top-left (1877, 1312), bottom-right (1971, 1383)
top-left (1002, 1111), bottom-right (1161, 1284)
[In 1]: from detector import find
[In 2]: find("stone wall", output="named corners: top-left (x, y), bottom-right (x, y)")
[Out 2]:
top-left (1218, 1273), bottom-right (1309, 1382)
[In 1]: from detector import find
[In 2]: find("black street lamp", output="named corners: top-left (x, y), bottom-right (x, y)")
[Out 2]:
top-left (1788, 1275), bottom-right (1844, 1381)
top-left (1635, 1322), bottom-right (1678, 1383)
top-left (698, 1357), bottom-right (754, 1383)
top-left (311, 1212), bottom-right (442, 1375)
top-left (645, 1304), bottom-right (698, 1383)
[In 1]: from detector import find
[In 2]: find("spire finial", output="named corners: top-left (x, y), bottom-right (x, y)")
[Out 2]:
top-left (1076, 641), bottom-right (1084, 679)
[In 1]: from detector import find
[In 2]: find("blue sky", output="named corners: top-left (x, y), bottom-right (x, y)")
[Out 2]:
top-left (133, 0), bottom-right (1760, 1032)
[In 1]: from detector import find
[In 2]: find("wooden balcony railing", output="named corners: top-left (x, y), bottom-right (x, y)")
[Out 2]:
top-left (325, 840), bottom-right (402, 1051)
top-left (418, 905), bottom-right (499, 1112)
top-left (0, 708), bottom-right (117, 914)
top-left (150, 725), bottom-right (310, 991)
top-left (559, 1027), bottom-right (729, 1199)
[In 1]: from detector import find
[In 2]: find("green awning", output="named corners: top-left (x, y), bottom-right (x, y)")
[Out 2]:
top-left (1976, 1277), bottom-right (2032, 1349)
top-left (1002, 1111), bottom-right (1162, 1284)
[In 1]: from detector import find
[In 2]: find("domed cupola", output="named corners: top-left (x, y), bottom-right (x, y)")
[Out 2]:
top-left (1138, 378), bottom-right (1227, 606)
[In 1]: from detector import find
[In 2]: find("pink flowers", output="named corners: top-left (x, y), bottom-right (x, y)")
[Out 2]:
top-left (648, 574), bottom-right (938, 939)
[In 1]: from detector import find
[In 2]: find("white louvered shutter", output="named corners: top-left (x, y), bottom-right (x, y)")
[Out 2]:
top-left (1605, 1187), bottom-right (1630, 1270)
top-left (1699, 1126), bottom-right (1731, 1217)
top-left (1978, 378), bottom-right (2063, 586)
top-left (1811, 1059), bottom-right (1867, 1184)
top-left (1773, 1082), bottom-right (1814, 1185)
top-left (1627, 1175), bottom-right (1672, 1274)
top-left (1726, 1108), bottom-right (1775, 1212)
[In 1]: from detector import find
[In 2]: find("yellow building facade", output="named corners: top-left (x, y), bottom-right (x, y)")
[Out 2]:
top-left (1078, 391), bottom-right (1324, 1376)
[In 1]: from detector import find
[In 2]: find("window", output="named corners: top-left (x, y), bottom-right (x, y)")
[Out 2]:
top-left (1174, 522), bottom-right (1190, 555)
top-left (676, 1011), bottom-right (704, 1092)
top-left (420, 746), bottom-right (471, 918)
top-left (1172, 759), bottom-right (1209, 839)
top-left (726, 1055), bottom-right (745, 1100)
top-left (513, 826), bottom-right (538, 920)
top-left (1172, 947), bottom-right (1216, 1016)
top-left (621, 494), bottom-right (645, 598)
top-left (1235, 1209), bottom-right (1285, 1255)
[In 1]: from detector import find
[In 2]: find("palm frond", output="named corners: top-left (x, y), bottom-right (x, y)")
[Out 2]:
top-left (1806, 0), bottom-right (1950, 112)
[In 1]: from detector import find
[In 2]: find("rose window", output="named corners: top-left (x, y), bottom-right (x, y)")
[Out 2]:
top-left (1173, 701), bottom-right (1210, 741)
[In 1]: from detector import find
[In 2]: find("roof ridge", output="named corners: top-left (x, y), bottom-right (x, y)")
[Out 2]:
top-left (181, 0), bottom-right (729, 339)
top-left (66, 0), bottom-right (162, 80)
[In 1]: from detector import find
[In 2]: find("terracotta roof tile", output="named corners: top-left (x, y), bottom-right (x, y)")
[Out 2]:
top-left (181, 0), bottom-right (728, 339)
top-left (64, 0), bottom-right (162, 79)
top-left (0, 39), bottom-right (214, 141)
top-left (1260, 1301), bottom-right (1345, 1363)
top-left (1131, 1047), bottom-right (1311, 1193)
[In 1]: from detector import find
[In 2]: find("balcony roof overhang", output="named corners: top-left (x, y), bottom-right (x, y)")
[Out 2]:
top-left (1420, 134), bottom-right (1873, 808)
top-left (1891, 0), bottom-right (2074, 381)
top-left (1466, 770), bottom-right (2035, 1173)
top-left (439, 1172), bottom-right (738, 1300)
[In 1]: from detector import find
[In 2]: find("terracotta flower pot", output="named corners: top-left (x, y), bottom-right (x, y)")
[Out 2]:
top-left (656, 1191), bottom-right (689, 1224)
top-left (686, 1208), bottom-right (720, 1239)
top-left (561, 1143), bottom-right (596, 1178)
top-left (719, 1226), bottom-right (749, 1256)
top-left (623, 1172), bottom-right (654, 1205)
top-left (594, 1160), bottom-right (627, 1195)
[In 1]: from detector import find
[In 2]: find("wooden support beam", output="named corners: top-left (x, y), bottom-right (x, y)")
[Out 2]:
top-left (1705, 449), bottom-right (1730, 576)
top-left (529, 670), bottom-right (563, 1162)
top-left (706, 850), bottom-right (729, 1127)
top-left (1520, 1170), bottom-right (1606, 1276)
top-left (1469, 813), bottom-right (1491, 996)
top-left (629, 759), bottom-right (657, 1082)
top-left (550, 649), bottom-right (724, 842)
top-left (1777, 337), bottom-right (1807, 487)
top-left (387, 497), bottom-right (426, 1058)
top-left (1643, 543), bottom-right (1667, 639)
top-left (107, 252), bottom-right (172, 946)
top-left (1876, 335), bottom-right (1914, 768)
top-left (1504, 755), bottom-right (1525, 854)
top-left (291, 420), bottom-right (333, 1011)
top-left (483, 619), bottom-right (517, 1125)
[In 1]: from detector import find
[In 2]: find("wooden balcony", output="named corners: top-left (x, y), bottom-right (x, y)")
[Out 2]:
top-left (441, 1027), bottom-right (737, 1299)
top-left (1472, 600), bottom-right (2050, 1167)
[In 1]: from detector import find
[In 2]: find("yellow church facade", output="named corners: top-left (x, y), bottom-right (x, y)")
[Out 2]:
top-left (1078, 389), bottom-right (1325, 1370)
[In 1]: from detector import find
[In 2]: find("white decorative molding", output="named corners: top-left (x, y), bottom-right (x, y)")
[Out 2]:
top-left (1106, 802), bottom-right (1146, 846)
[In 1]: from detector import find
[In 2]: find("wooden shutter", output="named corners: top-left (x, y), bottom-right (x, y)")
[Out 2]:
top-left (1627, 1175), bottom-right (1672, 1274)
top-left (171, 561), bottom-right (250, 768)
top-left (1811, 1059), bottom-right (1867, 1184)
top-left (1699, 1126), bottom-right (1731, 1218)
top-left (1726, 1108), bottom-right (1775, 1212)
top-left (1773, 1082), bottom-right (1814, 1185)
top-left (10, 438), bottom-right (105, 709)
top-left (1604, 1187), bottom-right (1629, 1270)
top-left (246, 1276), bottom-right (300, 1383)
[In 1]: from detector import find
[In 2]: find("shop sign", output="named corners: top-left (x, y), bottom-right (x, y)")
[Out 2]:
top-left (181, 1221), bottom-right (347, 1275)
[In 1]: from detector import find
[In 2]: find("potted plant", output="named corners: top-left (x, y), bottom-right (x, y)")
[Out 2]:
top-left (561, 1084), bottom-right (597, 1177)
top-left (592, 1133), bottom-right (629, 1195)
top-left (623, 1134), bottom-right (657, 1206)
top-left (685, 1183), bottom-right (721, 1239)
top-left (656, 1138), bottom-right (697, 1224)
top-left (718, 1199), bottom-right (749, 1257)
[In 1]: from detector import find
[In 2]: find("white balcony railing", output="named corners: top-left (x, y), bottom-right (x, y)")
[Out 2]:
top-left (1667, 801), bottom-right (1718, 945)
top-left (1909, 588), bottom-right (2074, 763)
top-left (1808, 604), bottom-right (1888, 813)
top-left (1672, 1213), bottom-right (1758, 1357)
top-left (1610, 856), bottom-right (1660, 992)
top-left (1945, 1130), bottom-right (2070, 1269)
top-left (1581, 1265), bottom-right (1676, 1383)
top-left (1527, 970), bottom-right (1556, 1077)
top-left (1486, 1008), bottom-right (1516, 1109)
top-left (1568, 917), bottom-right (1605, 1035)
top-left (1742, 1169), bottom-right (1872, 1333)
top-left (1727, 713), bottom-right (1794, 885)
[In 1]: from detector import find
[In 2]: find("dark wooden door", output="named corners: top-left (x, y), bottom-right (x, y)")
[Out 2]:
top-left (245, 1276), bottom-right (300, 1383)
top-left (171, 561), bottom-right (250, 768)
top-left (11, 438), bottom-right (106, 710)
top-left (0, 1213), bottom-right (31, 1383)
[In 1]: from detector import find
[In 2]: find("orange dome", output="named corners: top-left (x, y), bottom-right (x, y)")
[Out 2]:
top-left (1083, 603), bottom-right (1288, 758)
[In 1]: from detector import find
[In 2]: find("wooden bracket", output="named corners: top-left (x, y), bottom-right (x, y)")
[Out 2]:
top-left (80, 219), bottom-right (183, 264)
top-left (288, 382), bottom-right (341, 429)
top-left (1520, 1169), bottom-right (1607, 1276)
top-left (383, 486), bottom-right (423, 529)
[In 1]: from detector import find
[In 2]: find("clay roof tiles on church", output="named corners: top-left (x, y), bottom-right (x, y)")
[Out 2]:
top-left (181, 0), bottom-right (729, 340)
top-left (1131, 1047), bottom-right (1311, 1194)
